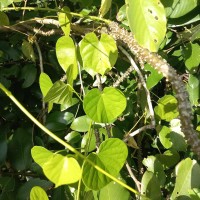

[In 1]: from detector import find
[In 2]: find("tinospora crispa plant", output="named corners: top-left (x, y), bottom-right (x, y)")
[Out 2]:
top-left (108, 22), bottom-right (200, 158)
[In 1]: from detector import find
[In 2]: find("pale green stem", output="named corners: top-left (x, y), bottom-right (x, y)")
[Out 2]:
top-left (0, 83), bottom-right (143, 197)
top-left (2, 7), bottom-right (111, 24)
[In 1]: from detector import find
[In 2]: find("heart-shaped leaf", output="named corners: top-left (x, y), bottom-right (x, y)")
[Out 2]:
top-left (82, 138), bottom-right (128, 190)
top-left (83, 87), bottom-right (126, 123)
top-left (30, 186), bottom-right (49, 200)
top-left (79, 33), bottom-right (118, 77)
top-left (31, 146), bottom-right (81, 187)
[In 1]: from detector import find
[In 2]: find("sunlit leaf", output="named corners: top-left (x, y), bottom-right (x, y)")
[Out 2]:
top-left (82, 138), bottom-right (128, 190)
top-left (144, 64), bottom-right (163, 89)
top-left (44, 81), bottom-right (72, 105)
top-left (58, 6), bottom-right (71, 36)
top-left (70, 115), bottom-right (92, 132)
top-left (141, 171), bottom-right (162, 200)
top-left (171, 158), bottom-right (200, 199)
top-left (39, 72), bottom-right (53, 97)
top-left (0, 0), bottom-right (13, 9)
top-left (182, 43), bottom-right (200, 73)
top-left (187, 74), bottom-right (199, 106)
top-left (161, 0), bottom-right (198, 18)
top-left (31, 146), bottom-right (81, 187)
top-left (83, 87), bottom-right (126, 123)
top-left (79, 33), bottom-right (118, 77)
top-left (99, 0), bottom-right (112, 17)
top-left (30, 186), bottom-right (49, 200)
top-left (81, 131), bottom-right (96, 152)
top-left (143, 156), bottom-right (166, 187)
top-left (154, 95), bottom-right (179, 121)
top-left (56, 36), bottom-right (78, 79)
top-left (98, 179), bottom-right (130, 200)
top-left (126, 0), bottom-right (166, 52)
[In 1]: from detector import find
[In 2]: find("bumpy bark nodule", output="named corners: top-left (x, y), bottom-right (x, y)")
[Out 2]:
top-left (108, 22), bottom-right (200, 158)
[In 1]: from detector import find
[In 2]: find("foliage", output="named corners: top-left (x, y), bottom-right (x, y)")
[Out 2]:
top-left (0, 0), bottom-right (200, 199)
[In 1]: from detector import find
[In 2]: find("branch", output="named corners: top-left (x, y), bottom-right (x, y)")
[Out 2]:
top-left (118, 46), bottom-right (155, 127)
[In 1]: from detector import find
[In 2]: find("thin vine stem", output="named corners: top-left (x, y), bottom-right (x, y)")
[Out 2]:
top-left (2, 7), bottom-right (111, 24)
top-left (0, 83), bottom-right (145, 198)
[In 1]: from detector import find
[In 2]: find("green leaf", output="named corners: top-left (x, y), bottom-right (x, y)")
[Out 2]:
top-left (16, 178), bottom-right (52, 200)
top-left (56, 36), bottom-right (78, 79)
top-left (182, 43), bottom-right (200, 73)
top-left (44, 81), bottom-right (72, 105)
top-left (143, 156), bottom-right (166, 187)
top-left (98, 179), bottom-right (130, 200)
top-left (99, 0), bottom-right (112, 17)
top-left (158, 119), bottom-right (187, 151)
top-left (81, 131), bottom-right (96, 152)
top-left (65, 131), bottom-right (82, 144)
top-left (171, 158), bottom-right (200, 199)
top-left (0, 0), bottom-right (13, 9)
top-left (144, 64), bottom-right (163, 89)
top-left (58, 6), bottom-right (71, 36)
top-left (83, 87), bottom-right (127, 123)
top-left (0, 131), bottom-right (7, 165)
top-left (187, 74), bottom-right (199, 106)
top-left (154, 95), bottom-right (179, 121)
top-left (39, 72), bottom-right (53, 97)
top-left (161, 0), bottom-right (198, 18)
top-left (79, 32), bottom-right (118, 77)
top-left (21, 40), bottom-right (36, 62)
top-left (82, 138), bottom-right (128, 190)
top-left (31, 146), bottom-right (52, 167)
top-left (8, 128), bottom-right (33, 170)
top-left (31, 146), bottom-right (81, 187)
top-left (126, 0), bottom-right (166, 52)
top-left (156, 149), bottom-right (180, 169)
top-left (43, 154), bottom-right (81, 187)
top-left (30, 186), bottom-right (49, 200)
top-left (140, 171), bottom-right (162, 200)
top-left (19, 64), bottom-right (37, 88)
top-left (70, 115), bottom-right (92, 132)
top-left (0, 11), bottom-right (9, 25)
top-left (188, 188), bottom-right (200, 200)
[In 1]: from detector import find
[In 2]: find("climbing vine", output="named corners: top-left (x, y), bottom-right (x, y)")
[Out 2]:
top-left (0, 0), bottom-right (200, 199)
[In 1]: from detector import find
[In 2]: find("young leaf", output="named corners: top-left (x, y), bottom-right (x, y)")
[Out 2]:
top-left (39, 72), bottom-right (53, 97)
top-left (83, 87), bottom-right (127, 123)
top-left (79, 33), bottom-right (118, 77)
top-left (171, 158), bottom-right (200, 199)
top-left (56, 36), bottom-right (78, 79)
top-left (30, 186), bottom-right (49, 200)
top-left (141, 171), bottom-right (162, 200)
top-left (58, 6), bottom-right (71, 36)
top-left (126, 0), bottom-right (166, 52)
top-left (0, 0), bottom-right (13, 9)
top-left (82, 138), bottom-right (128, 190)
top-left (99, 0), bottom-right (112, 18)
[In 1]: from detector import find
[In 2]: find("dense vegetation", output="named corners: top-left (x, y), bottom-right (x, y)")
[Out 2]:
top-left (0, 0), bottom-right (200, 199)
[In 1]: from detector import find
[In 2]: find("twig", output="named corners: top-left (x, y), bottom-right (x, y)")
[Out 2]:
top-left (125, 162), bottom-right (141, 192)
top-left (118, 46), bottom-right (155, 127)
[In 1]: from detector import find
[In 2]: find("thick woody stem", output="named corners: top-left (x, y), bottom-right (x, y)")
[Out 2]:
top-left (108, 22), bottom-right (200, 158)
